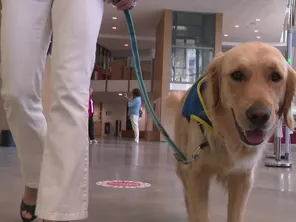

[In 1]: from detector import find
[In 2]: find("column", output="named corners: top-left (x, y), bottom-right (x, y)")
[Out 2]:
top-left (215, 13), bottom-right (223, 55)
top-left (153, 10), bottom-right (223, 141)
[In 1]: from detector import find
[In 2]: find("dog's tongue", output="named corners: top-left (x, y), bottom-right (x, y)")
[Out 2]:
top-left (244, 129), bottom-right (265, 144)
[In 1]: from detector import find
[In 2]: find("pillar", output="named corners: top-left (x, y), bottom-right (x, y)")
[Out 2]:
top-left (215, 13), bottom-right (223, 55)
top-left (153, 10), bottom-right (173, 140)
top-left (153, 10), bottom-right (223, 141)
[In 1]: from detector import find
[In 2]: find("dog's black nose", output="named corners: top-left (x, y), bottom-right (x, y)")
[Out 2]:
top-left (246, 105), bottom-right (271, 127)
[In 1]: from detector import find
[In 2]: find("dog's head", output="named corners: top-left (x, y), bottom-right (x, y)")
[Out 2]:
top-left (207, 42), bottom-right (296, 147)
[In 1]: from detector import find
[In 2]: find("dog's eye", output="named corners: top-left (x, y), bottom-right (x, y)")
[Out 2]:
top-left (231, 71), bottom-right (244, 81)
top-left (271, 72), bottom-right (282, 82)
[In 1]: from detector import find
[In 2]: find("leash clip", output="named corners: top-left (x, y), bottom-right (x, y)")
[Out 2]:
top-left (174, 145), bottom-right (201, 165)
top-left (191, 145), bottom-right (202, 161)
top-left (175, 141), bottom-right (209, 164)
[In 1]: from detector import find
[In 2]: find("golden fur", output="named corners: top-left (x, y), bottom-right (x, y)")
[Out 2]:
top-left (167, 42), bottom-right (296, 222)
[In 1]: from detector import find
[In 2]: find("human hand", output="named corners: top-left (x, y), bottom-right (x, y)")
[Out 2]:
top-left (124, 93), bottom-right (132, 100)
top-left (115, 0), bottom-right (136, 11)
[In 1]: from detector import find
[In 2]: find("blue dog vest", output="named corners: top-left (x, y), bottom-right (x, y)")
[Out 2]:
top-left (181, 75), bottom-right (213, 132)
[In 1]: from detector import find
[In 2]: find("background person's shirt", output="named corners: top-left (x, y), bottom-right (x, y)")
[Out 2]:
top-left (128, 96), bottom-right (141, 116)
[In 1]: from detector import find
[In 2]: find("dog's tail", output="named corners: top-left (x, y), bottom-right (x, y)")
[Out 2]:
top-left (163, 91), bottom-right (185, 140)
top-left (165, 91), bottom-right (184, 113)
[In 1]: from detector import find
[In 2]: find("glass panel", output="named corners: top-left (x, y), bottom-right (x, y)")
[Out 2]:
top-left (293, 98), bottom-right (296, 115)
top-left (201, 14), bottom-right (215, 48)
top-left (186, 48), bottom-right (197, 81)
top-left (172, 11), bottom-right (216, 48)
top-left (175, 26), bottom-right (202, 39)
top-left (186, 39), bottom-right (195, 46)
top-left (198, 49), bottom-right (213, 74)
top-left (170, 48), bottom-right (214, 89)
top-left (171, 47), bottom-right (186, 82)
top-left (171, 47), bottom-right (197, 83)
top-left (293, 98), bottom-right (296, 127)
top-left (175, 38), bottom-right (185, 46)
top-left (174, 38), bottom-right (197, 46)
top-left (176, 12), bottom-right (203, 26)
top-left (171, 11), bottom-right (215, 90)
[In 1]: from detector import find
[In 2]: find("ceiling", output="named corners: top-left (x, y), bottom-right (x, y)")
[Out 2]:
top-left (98, 0), bottom-right (288, 52)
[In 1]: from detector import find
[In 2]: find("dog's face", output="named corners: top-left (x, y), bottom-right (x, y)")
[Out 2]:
top-left (208, 42), bottom-right (296, 146)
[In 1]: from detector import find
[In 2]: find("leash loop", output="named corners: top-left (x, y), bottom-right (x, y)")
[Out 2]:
top-left (110, 1), bottom-right (196, 163)
top-left (122, 9), bottom-right (188, 163)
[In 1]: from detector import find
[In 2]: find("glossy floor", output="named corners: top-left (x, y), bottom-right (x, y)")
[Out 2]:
top-left (0, 138), bottom-right (295, 221)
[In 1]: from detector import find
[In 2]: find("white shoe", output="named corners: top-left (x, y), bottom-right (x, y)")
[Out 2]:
top-left (90, 139), bottom-right (98, 144)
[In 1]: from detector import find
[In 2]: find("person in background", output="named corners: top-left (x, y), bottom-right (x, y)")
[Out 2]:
top-left (0, 0), bottom-right (137, 222)
top-left (89, 88), bottom-right (97, 144)
top-left (124, 88), bottom-right (142, 143)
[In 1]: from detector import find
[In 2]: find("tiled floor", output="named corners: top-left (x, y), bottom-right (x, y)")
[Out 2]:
top-left (0, 138), bottom-right (295, 221)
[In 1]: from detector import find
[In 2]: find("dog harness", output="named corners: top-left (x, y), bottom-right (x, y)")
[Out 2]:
top-left (182, 75), bottom-right (213, 133)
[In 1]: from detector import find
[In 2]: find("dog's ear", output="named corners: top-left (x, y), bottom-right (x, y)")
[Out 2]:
top-left (207, 53), bottom-right (224, 109)
top-left (283, 65), bottom-right (296, 131)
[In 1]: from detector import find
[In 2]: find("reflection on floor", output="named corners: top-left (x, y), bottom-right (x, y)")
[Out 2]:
top-left (0, 138), bottom-right (295, 222)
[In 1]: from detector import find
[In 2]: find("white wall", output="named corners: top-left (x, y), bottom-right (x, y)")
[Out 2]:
top-left (101, 102), bottom-right (126, 136)
top-left (97, 100), bottom-right (146, 137)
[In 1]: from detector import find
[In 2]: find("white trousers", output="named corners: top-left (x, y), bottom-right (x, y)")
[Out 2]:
top-left (1, 0), bottom-right (104, 220)
top-left (129, 115), bottom-right (139, 142)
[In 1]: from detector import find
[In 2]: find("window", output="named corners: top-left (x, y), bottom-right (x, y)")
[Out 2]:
top-left (171, 48), bottom-right (213, 83)
top-left (172, 11), bottom-right (215, 48)
top-left (171, 11), bottom-right (215, 89)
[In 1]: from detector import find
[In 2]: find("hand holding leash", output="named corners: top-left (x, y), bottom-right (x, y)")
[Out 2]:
top-left (110, 0), bottom-right (136, 10)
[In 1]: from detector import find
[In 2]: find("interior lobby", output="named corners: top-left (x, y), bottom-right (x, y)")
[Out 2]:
top-left (0, 0), bottom-right (296, 222)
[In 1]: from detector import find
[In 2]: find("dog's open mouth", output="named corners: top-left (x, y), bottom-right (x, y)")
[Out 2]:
top-left (231, 109), bottom-right (266, 146)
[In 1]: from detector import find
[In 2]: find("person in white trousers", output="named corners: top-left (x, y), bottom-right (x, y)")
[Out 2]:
top-left (124, 89), bottom-right (142, 143)
top-left (0, 0), bottom-right (136, 222)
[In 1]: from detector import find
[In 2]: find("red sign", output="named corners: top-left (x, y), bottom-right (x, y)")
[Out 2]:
top-left (96, 180), bottom-right (151, 188)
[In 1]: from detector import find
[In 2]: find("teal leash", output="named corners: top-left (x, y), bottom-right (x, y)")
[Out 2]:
top-left (122, 9), bottom-right (188, 163)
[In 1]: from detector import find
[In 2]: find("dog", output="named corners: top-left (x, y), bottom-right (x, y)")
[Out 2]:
top-left (167, 42), bottom-right (296, 222)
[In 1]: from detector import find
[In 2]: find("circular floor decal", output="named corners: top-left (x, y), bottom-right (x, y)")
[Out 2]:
top-left (96, 180), bottom-right (151, 188)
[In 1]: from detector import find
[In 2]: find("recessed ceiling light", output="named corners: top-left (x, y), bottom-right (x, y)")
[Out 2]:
top-left (118, 93), bottom-right (123, 96)
top-left (235, 25), bottom-right (239, 28)
top-left (257, 36), bottom-right (261, 39)
top-left (124, 44), bottom-right (129, 47)
top-left (112, 26), bottom-right (117, 30)
top-left (112, 17), bottom-right (117, 20)
top-left (256, 18), bottom-right (260, 22)
top-left (254, 30), bottom-right (259, 33)
top-left (112, 5), bottom-right (115, 7)
top-left (224, 34), bottom-right (229, 37)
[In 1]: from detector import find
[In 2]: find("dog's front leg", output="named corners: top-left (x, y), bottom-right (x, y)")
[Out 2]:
top-left (227, 170), bottom-right (254, 222)
top-left (179, 164), bottom-right (212, 222)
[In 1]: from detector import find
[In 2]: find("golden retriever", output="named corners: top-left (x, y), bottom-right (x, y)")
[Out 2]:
top-left (167, 42), bottom-right (296, 222)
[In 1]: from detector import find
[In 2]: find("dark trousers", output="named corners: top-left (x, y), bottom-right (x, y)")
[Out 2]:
top-left (88, 114), bottom-right (95, 140)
